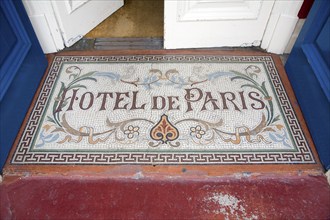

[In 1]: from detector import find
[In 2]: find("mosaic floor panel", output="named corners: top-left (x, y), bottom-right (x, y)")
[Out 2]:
top-left (10, 52), bottom-right (317, 165)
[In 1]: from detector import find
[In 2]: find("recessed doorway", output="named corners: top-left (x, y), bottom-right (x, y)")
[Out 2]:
top-left (85, 0), bottom-right (164, 38)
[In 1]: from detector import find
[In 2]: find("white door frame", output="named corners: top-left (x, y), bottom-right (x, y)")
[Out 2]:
top-left (23, 0), bottom-right (123, 54)
top-left (23, 0), bottom-right (65, 53)
top-left (261, 0), bottom-right (303, 54)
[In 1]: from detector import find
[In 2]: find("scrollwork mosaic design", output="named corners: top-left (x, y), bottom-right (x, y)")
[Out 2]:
top-left (37, 64), bottom-right (290, 148)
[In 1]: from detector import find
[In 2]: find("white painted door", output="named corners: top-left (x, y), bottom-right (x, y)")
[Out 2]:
top-left (164, 0), bottom-right (303, 53)
top-left (23, 0), bottom-right (123, 53)
top-left (51, 0), bottom-right (123, 47)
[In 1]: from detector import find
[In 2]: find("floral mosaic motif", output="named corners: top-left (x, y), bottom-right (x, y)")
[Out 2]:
top-left (229, 65), bottom-right (277, 126)
top-left (226, 65), bottom-right (291, 146)
top-left (50, 66), bottom-right (120, 128)
top-left (190, 126), bottom-right (206, 139)
top-left (120, 68), bottom-right (209, 89)
top-left (149, 114), bottom-right (180, 147)
top-left (172, 65), bottom-right (290, 146)
top-left (35, 125), bottom-right (59, 148)
top-left (43, 114), bottom-right (154, 145)
top-left (124, 125), bottom-right (140, 139)
top-left (268, 128), bottom-right (292, 148)
top-left (43, 66), bottom-right (154, 145)
top-left (175, 114), bottom-right (285, 146)
top-left (40, 64), bottom-right (291, 148)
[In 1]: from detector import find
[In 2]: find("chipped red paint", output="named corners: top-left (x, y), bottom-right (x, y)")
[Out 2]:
top-left (1, 174), bottom-right (329, 219)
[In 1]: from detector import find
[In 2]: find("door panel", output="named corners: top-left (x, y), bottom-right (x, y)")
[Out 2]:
top-left (0, 0), bottom-right (31, 101)
top-left (177, 0), bottom-right (262, 21)
top-left (51, 0), bottom-right (123, 47)
top-left (0, 7), bottom-right (17, 66)
top-left (23, 0), bottom-right (65, 53)
top-left (164, 0), bottom-right (274, 49)
top-left (0, 0), bottom-right (47, 171)
top-left (65, 0), bottom-right (89, 14)
top-left (285, 1), bottom-right (330, 169)
top-left (315, 17), bottom-right (330, 69)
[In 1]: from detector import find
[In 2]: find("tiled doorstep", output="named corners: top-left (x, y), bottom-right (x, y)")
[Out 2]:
top-left (1, 50), bottom-right (328, 219)
top-left (65, 38), bottom-right (290, 66)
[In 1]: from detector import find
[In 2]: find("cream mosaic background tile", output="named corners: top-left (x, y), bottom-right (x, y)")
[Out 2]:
top-left (33, 62), bottom-right (291, 151)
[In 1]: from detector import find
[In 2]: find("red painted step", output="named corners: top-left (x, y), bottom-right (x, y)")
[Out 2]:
top-left (1, 173), bottom-right (329, 219)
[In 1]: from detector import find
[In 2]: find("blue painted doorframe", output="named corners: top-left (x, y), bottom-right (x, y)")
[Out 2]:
top-left (0, 0), bottom-right (47, 172)
top-left (286, 0), bottom-right (330, 170)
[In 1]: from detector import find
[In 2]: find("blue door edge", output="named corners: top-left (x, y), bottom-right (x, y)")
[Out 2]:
top-left (0, 0), bottom-right (48, 172)
top-left (0, 0), bottom-right (32, 101)
top-left (285, 0), bottom-right (330, 170)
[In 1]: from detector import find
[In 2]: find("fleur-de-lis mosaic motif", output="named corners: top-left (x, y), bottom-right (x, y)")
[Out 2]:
top-left (150, 114), bottom-right (179, 144)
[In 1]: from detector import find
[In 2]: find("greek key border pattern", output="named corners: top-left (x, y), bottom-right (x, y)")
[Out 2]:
top-left (11, 55), bottom-right (316, 165)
